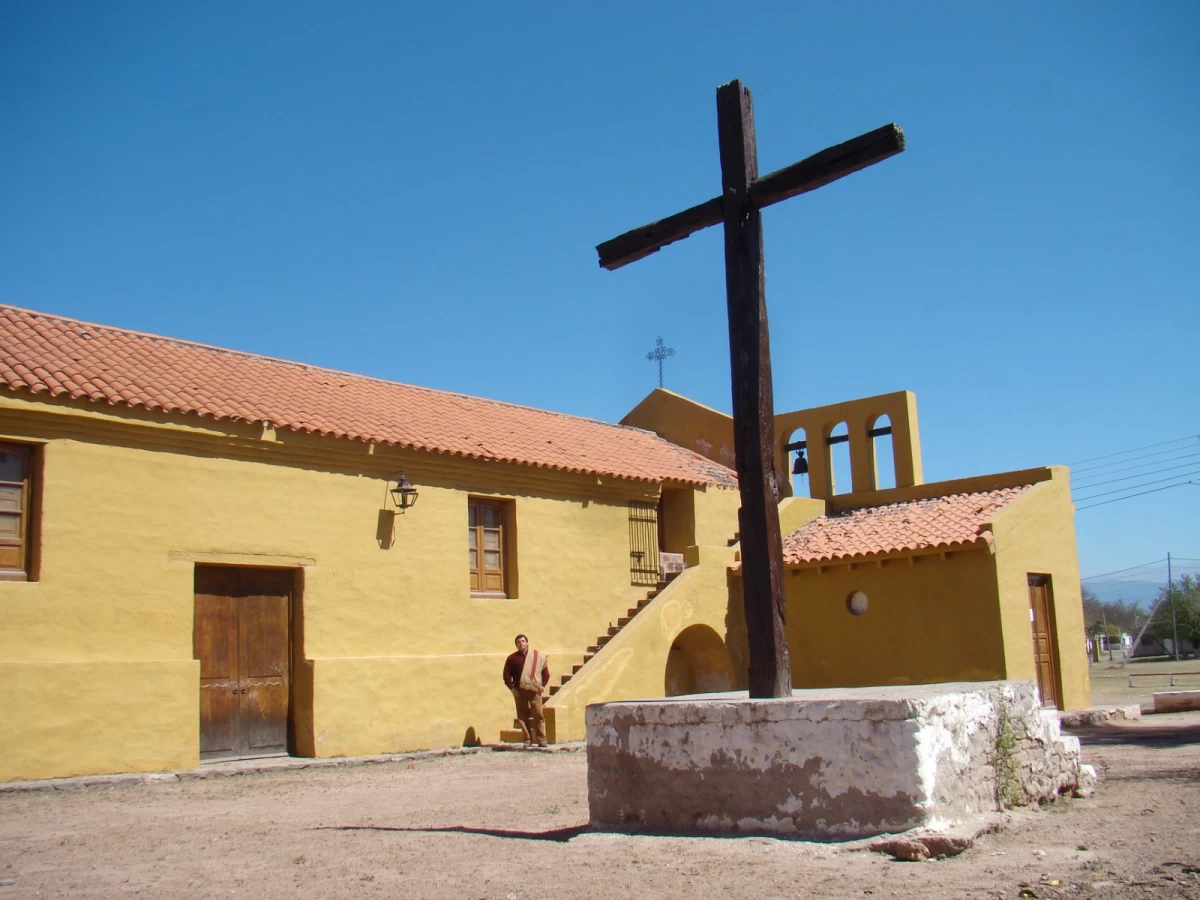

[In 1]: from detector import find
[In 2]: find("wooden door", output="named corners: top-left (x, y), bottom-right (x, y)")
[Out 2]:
top-left (628, 501), bottom-right (660, 586)
top-left (194, 566), bottom-right (292, 761)
top-left (1027, 575), bottom-right (1061, 708)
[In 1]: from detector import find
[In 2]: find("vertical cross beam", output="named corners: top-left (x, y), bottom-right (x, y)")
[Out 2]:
top-left (716, 81), bottom-right (790, 698)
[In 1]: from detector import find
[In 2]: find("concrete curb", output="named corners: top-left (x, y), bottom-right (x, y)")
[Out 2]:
top-left (0, 743), bottom-right (582, 794)
top-left (483, 742), bottom-right (586, 754)
top-left (1058, 704), bottom-right (1141, 728)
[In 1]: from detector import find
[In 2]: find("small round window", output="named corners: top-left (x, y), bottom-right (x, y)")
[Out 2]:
top-left (847, 590), bottom-right (869, 616)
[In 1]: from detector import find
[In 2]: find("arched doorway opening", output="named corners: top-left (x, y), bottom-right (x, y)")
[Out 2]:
top-left (665, 624), bottom-right (735, 696)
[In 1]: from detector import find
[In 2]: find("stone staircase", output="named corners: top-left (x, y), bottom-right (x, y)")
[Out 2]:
top-left (548, 572), bottom-right (681, 699)
top-left (497, 572), bottom-right (684, 743)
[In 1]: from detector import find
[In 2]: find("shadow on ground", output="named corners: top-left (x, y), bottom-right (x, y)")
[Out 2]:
top-left (1066, 721), bottom-right (1200, 748)
top-left (313, 824), bottom-right (591, 842)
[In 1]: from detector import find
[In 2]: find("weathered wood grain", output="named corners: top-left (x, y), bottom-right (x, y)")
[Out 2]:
top-left (716, 80), bottom-right (791, 699)
top-left (596, 122), bottom-right (904, 271)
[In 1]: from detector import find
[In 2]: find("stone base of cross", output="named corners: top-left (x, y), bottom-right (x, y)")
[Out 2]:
top-left (597, 80), bottom-right (905, 697)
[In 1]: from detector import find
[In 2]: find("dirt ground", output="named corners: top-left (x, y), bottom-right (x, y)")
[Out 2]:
top-left (1, 712), bottom-right (1199, 900)
top-left (1088, 658), bottom-right (1200, 709)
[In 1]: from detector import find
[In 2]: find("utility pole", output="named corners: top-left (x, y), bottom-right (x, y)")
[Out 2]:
top-left (1168, 552), bottom-right (1180, 662)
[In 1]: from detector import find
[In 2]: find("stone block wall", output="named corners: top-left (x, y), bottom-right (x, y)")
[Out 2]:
top-left (586, 681), bottom-right (1085, 840)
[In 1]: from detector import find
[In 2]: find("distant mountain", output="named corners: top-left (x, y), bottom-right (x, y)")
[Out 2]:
top-left (1084, 580), bottom-right (1163, 608)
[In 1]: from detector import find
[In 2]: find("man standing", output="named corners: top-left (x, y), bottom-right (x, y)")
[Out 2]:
top-left (503, 634), bottom-right (550, 748)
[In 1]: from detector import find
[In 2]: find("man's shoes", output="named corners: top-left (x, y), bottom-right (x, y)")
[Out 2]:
top-left (537, 741), bottom-right (548, 748)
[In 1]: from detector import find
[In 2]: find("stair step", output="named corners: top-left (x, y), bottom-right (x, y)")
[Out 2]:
top-left (500, 728), bottom-right (526, 744)
top-left (554, 569), bottom-right (684, 700)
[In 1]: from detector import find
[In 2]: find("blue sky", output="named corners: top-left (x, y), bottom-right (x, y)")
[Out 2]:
top-left (2, 2), bottom-right (1197, 580)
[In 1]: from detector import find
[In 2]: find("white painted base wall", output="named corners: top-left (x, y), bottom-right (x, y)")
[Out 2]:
top-left (586, 681), bottom-right (1084, 840)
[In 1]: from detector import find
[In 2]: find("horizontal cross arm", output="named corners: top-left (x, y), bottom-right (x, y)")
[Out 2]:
top-left (596, 196), bottom-right (723, 271)
top-left (750, 123), bottom-right (905, 209)
top-left (595, 123), bottom-right (905, 272)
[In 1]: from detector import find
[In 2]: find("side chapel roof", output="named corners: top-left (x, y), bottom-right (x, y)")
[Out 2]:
top-left (0, 305), bottom-right (737, 488)
top-left (782, 486), bottom-right (1031, 565)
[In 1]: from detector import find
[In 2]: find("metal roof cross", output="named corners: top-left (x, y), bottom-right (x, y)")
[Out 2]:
top-left (646, 336), bottom-right (675, 388)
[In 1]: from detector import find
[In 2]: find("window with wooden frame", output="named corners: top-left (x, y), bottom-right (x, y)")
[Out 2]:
top-left (468, 498), bottom-right (513, 597)
top-left (0, 442), bottom-right (36, 581)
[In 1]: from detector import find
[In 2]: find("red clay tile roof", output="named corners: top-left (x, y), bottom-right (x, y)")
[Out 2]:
top-left (782, 487), bottom-right (1031, 565)
top-left (0, 305), bottom-right (737, 488)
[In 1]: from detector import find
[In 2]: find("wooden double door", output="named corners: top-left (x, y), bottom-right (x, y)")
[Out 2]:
top-left (1027, 574), bottom-right (1061, 709)
top-left (194, 566), bottom-right (292, 761)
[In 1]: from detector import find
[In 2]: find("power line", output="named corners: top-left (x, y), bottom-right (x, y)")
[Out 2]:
top-left (1088, 567), bottom-right (1173, 581)
top-left (1074, 469), bottom-right (1200, 503)
top-left (1071, 450), bottom-right (1200, 485)
top-left (1070, 441), bottom-right (1200, 475)
top-left (1077, 480), bottom-right (1197, 510)
top-left (1087, 564), bottom-right (1200, 583)
top-left (1072, 460), bottom-right (1200, 494)
top-left (1088, 574), bottom-right (1176, 586)
top-left (1082, 557), bottom-right (1169, 581)
top-left (1068, 434), bottom-right (1199, 467)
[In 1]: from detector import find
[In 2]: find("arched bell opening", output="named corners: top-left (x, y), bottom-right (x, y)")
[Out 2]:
top-left (827, 421), bottom-right (851, 495)
top-left (870, 413), bottom-right (896, 490)
top-left (785, 427), bottom-right (810, 498)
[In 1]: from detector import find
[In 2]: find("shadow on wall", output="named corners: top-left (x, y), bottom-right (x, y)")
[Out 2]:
top-left (665, 624), bottom-right (735, 696)
top-left (377, 509), bottom-right (395, 549)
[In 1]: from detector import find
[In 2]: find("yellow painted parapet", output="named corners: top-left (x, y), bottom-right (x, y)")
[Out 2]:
top-left (828, 466), bottom-right (1056, 515)
top-left (777, 495), bottom-right (827, 538)
top-left (622, 387), bottom-right (924, 501)
top-left (621, 389), bottom-right (737, 471)
top-left (774, 390), bottom-right (922, 499)
top-left (546, 546), bottom-right (739, 742)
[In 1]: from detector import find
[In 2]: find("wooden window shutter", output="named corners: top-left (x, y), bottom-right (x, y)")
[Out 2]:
top-left (0, 443), bottom-right (33, 580)
top-left (469, 499), bottom-right (506, 595)
top-left (628, 501), bottom-right (660, 586)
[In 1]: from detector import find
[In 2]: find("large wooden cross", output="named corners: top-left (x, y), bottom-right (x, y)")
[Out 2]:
top-left (597, 80), bottom-right (904, 698)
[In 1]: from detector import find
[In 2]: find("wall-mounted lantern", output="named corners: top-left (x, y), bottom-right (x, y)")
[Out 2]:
top-left (389, 473), bottom-right (419, 511)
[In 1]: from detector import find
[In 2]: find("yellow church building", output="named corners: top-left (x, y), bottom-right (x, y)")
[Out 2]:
top-left (0, 305), bottom-right (1089, 782)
